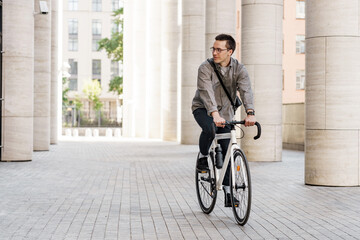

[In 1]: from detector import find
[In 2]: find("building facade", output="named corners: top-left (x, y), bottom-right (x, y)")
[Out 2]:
top-left (62, 0), bottom-right (122, 126)
top-left (282, 0), bottom-right (306, 150)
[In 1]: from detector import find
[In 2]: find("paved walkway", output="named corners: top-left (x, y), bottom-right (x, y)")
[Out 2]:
top-left (1, 138), bottom-right (360, 240)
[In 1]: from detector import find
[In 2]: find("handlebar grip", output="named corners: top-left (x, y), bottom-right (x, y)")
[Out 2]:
top-left (254, 122), bottom-right (261, 140)
top-left (225, 120), bottom-right (261, 140)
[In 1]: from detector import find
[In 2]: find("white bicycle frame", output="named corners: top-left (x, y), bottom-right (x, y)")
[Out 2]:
top-left (210, 129), bottom-right (246, 191)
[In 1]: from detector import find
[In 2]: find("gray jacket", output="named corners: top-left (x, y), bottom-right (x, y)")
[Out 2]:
top-left (191, 57), bottom-right (254, 121)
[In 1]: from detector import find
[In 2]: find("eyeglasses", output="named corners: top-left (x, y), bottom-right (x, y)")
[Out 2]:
top-left (210, 47), bottom-right (229, 53)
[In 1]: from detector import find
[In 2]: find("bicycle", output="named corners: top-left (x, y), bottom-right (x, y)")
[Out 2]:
top-left (195, 120), bottom-right (261, 225)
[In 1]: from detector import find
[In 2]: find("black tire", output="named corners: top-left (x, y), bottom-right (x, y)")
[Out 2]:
top-left (230, 149), bottom-right (251, 225)
top-left (195, 152), bottom-right (217, 214)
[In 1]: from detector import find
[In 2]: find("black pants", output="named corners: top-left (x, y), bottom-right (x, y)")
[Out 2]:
top-left (193, 108), bottom-right (231, 186)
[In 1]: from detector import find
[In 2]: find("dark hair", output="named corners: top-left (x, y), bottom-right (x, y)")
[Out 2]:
top-left (215, 34), bottom-right (236, 54)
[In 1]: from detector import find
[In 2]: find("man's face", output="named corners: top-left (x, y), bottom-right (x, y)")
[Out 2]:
top-left (212, 40), bottom-right (232, 65)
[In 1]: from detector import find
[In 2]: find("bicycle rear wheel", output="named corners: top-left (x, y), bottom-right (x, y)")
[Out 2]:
top-left (195, 152), bottom-right (217, 214)
top-left (230, 149), bottom-right (251, 225)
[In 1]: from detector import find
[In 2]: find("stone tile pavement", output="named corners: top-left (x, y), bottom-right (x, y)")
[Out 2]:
top-left (1, 137), bottom-right (360, 240)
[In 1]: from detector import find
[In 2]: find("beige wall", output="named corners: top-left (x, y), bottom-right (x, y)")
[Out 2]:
top-left (282, 103), bottom-right (304, 150)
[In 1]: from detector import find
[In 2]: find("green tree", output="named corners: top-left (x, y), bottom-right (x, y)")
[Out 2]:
top-left (62, 77), bottom-right (71, 126)
top-left (74, 95), bottom-right (83, 127)
top-left (62, 77), bottom-right (70, 109)
top-left (83, 80), bottom-right (103, 127)
top-left (98, 8), bottom-right (123, 62)
top-left (98, 8), bottom-right (123, 97)
top-left (109, 76), bottom-right (123, 95)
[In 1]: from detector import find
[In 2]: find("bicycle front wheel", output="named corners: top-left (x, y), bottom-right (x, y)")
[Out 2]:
top-left (195, 152), bottom-right (217, 214)
top-left (230, 149), bottom-right (251, 225)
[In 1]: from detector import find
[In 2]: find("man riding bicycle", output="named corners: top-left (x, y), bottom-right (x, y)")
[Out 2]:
top-left (192, 34), bottom-right (256, 207)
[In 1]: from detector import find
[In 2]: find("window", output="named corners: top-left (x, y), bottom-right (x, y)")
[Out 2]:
top-left (112, 0), bottom-right (120, 11)
top-left (111, 61), bottom-right (119, 78)
top-left (69, 59), bottom-right (78, 91)
top-left (68, 38), bottom-right (78, 51)
top-left (296, 70), bottom-right (305, 90)
top-left (111, 23), bottom-right (120, 34)
top-left (68, 19), bottom-right (78, 51)
top-left (68, 0), bottom-right (78, 11)
top-left (92, 20), bottom-right (102, 35)
top-left (296, 0), bottom-right (305, 19)
top-left (92, 20), bottom-right (102, 51)
top-left (92, 60), bottom-right (101, 84)
top-left (68, 19), bottom-right (78, 35)
top-left (92, 0), bottom-right (102, 12)
top-left (296, 35), bottom-right (305, 54)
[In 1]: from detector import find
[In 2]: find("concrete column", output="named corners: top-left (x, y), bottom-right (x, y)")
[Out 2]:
top-left (34, 0), bottom-right (51, 151)
top-left (2, 0), bottom-right (34, 161)
top-left (205, 0), bottom-right (236, 58)
top-left (161, 0), bottom-right (180, 141)
top-left (146, 0), bottom-right (161, 139)
top-left (50, 0), bottom-right (58, 144)
top-left (181, 0), bottom-right (205, 144)
top-left (305, 1), bottom-right (360, 186)
top-left (133, 0), bottom-right (147, 138)
top-left (241, 0), bottom-right (283, 162)
top-left (122, 0), bottom-right (135, 137)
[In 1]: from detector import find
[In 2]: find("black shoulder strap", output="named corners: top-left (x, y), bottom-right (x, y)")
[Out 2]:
top-left (207, 59), bottom-right (236, 111)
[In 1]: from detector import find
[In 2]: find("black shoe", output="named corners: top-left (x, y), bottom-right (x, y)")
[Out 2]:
top-left (224, 190), bottom-right (240, 207)
top-left (196, 156), bottom-right (209, 172)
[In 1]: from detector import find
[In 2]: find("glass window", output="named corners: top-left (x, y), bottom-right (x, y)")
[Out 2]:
top-left (68, 19), bottom-right (78, 35)
top-left (112, 0), bottom-right (120, 11)
top-left (92, 39), bottom-right (100, 52)
top-left (92, 20), bottom-right (101, 51)
top-left (92, 20), bottom-right (102, 35)
top-left (69, 79), bottom-right (78, 91)
top-left (111, 23), bottom-right (119, 34)
top-left (68, 0), bottom-right (78, 11)
top-left (68, 19), bottom-right (78, 51)
top-left (111, 61), bottom-right (119, 78)
top-left (296, 70), bottom-right (305, 90)
top-left (92, 60), bottom-right (101, 84)
top-left (296, 35), bottom-right (305, 54)
top-left (296, 0), bottom-right (305, 19)
top-left (92, 0), bottom-right (102, 12)
top-left (68, 38), bottom-right (78, 51)
top-left (68, 59), bottom-right (78, 90)
top-left (69, 59), bottom-right (78, 75)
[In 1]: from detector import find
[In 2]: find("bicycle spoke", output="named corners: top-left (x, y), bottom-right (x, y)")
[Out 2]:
top-left (195, 153), bottom-right (217, 214)
top-left (231, 149), bottom-right (251, 225)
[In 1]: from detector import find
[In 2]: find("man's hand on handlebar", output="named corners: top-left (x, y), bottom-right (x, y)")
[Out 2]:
top-left (244, 115), bottom-right (256, 127)
top-left (211, 111), bottom-right (226, 128)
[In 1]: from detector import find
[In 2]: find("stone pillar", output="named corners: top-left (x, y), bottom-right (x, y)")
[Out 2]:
top-left (181, 0), bottom-right (205, 144)
top-left (50, 0), bottom-right (58, 144)
top-left (133, 0), bottom-right (147, 138)
top-left (241, 0), bottom-right (283, 162)
top-left (305, 1), bottom-right (360, 186)
top-left (34, 0), bottom-right (51, 151)
top-left (122, 0), bottom-right (135, 137)
top-left (205, 0), bottom-right (236, 59)
top-left (161, 0), bottom-right (180, 141)
top-left (2, 0), bottom-right (34, 161)
top-left (146, 0), bottom-right (161, 139)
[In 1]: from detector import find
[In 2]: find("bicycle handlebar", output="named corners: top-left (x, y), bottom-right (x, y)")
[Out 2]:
top-left (226, 121), bottom-right (261, 140)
